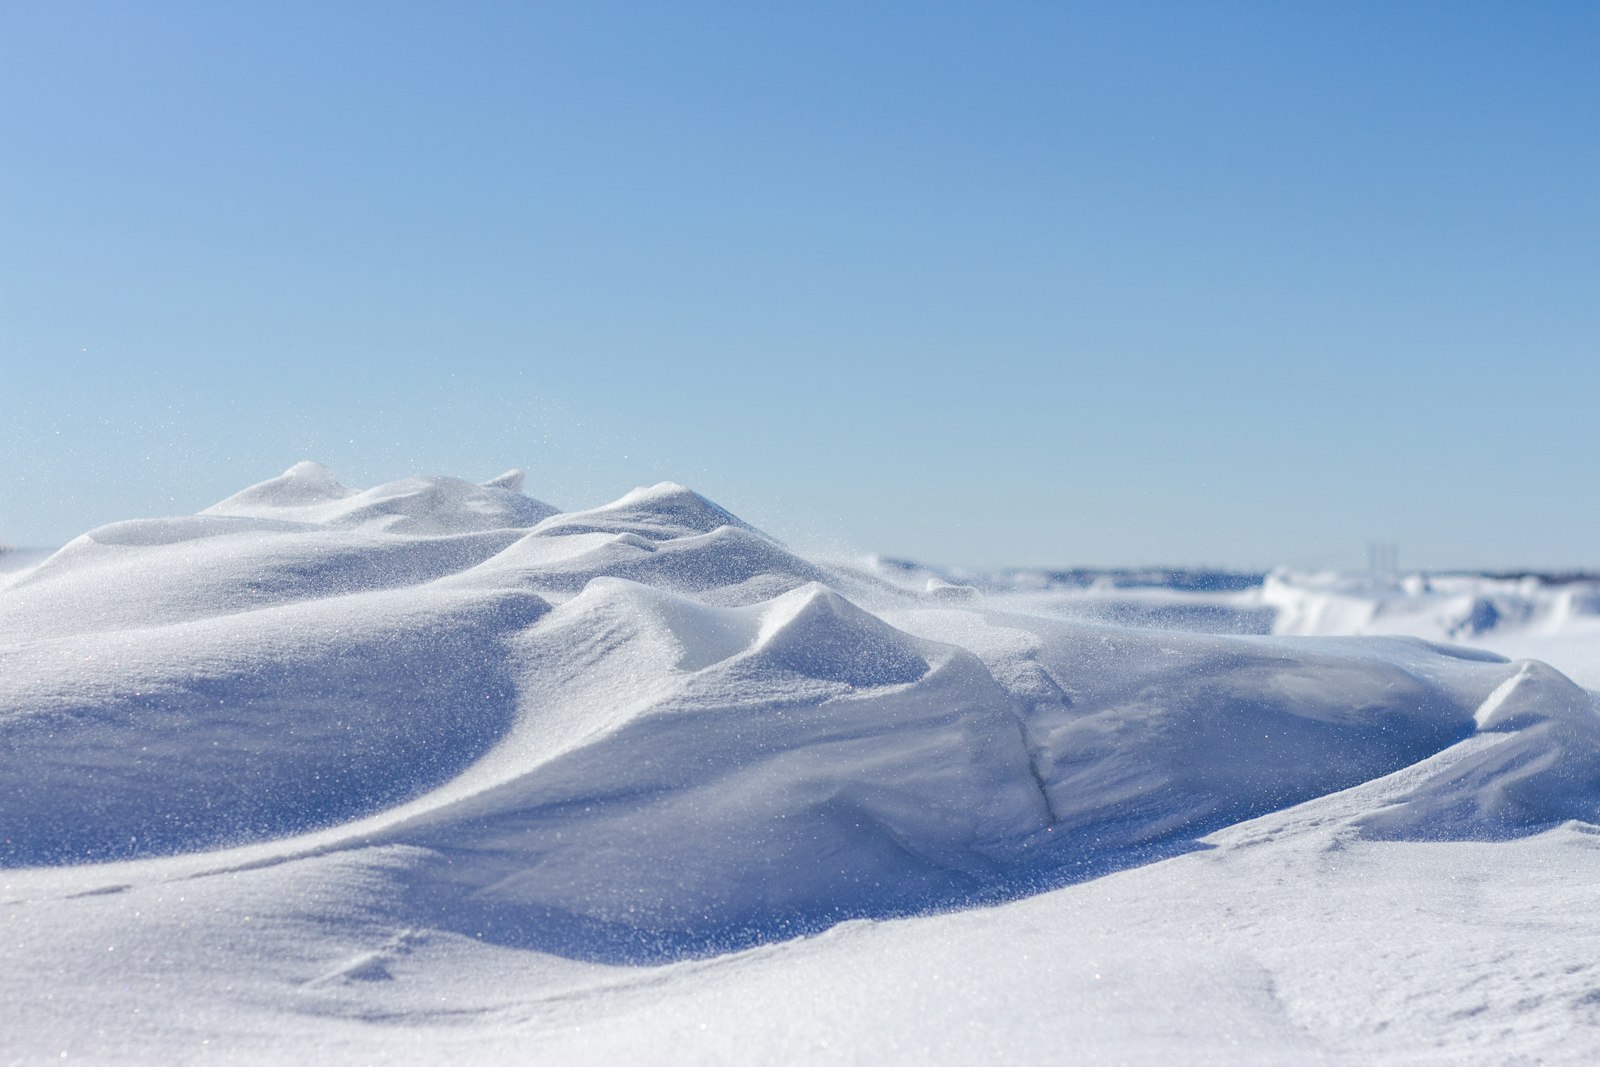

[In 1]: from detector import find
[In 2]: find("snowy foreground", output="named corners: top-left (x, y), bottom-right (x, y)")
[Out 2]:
top-left (5, 465), bottom-right (1600, 1064)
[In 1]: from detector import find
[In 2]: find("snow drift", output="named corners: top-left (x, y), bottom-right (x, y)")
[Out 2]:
top-left (3, 463), bottom-right (1599, 962)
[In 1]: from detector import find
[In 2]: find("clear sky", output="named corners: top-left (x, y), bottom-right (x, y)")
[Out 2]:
top-left (3, 1), bottom-right (1596, 569)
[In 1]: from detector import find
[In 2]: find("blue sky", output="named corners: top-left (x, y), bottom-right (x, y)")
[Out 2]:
top-left (3, 1), bottom-right (1596, 568)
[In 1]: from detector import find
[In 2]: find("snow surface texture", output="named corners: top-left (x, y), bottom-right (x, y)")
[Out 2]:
top-left (5, 464), bottom-right (1600, 1063)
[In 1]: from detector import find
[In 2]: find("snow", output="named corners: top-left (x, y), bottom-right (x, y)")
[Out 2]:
top-left (5, 463), bottom-right (1600, 1063)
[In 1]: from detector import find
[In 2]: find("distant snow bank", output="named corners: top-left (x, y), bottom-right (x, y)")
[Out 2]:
top-left (855, 556), bottom-right (1600, 687)
top-left (1260, 568), bottom-right (1600, 640)
top-left (3, 463), bottom-right (1599, 962)
top-left (1254, 568), bottom-right (1600, 699)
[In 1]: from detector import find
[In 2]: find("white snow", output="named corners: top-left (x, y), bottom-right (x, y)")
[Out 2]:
top-left (4, 464), bottom-right (1600, 1063)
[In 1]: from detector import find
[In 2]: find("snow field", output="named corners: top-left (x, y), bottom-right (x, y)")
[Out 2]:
top-left (4, 462), bottom-right (1600, 1063)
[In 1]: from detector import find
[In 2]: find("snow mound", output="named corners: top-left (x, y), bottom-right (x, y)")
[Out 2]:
top-left (0, 522), bottom-right (528, 642)
top-left (3, 464), bottom-right (1598, 963)
top-left (207, 461), bottom-right (559, 533)
top-left (1359, 659), bottom-right (1600, 838)
top-left (0, 583), bottom-right (549, 864)
top-left (482, 468), bottom-right (526, 492)
top-left (0, 465), bottom-right (563, 643)
top-left (530, 481), bottom-right (758, 542)
top-left (750, 584), bottom-right (929, 685)
top-left (469, 519), bottom-right (830, 603)
top-left (210, 459), bottom-right (354, 509)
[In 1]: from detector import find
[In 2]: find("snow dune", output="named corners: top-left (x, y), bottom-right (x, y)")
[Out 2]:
top-left (4, 464), bottom-right (1598, 960)
top-left (6, 464), bottom-right (1600, 1063)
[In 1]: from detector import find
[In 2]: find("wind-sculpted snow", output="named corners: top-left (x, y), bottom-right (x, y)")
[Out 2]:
top-left (205, 460), bottom-right (560, 533)
top-left (1359, 659), bottom-right (1600, 839)
top-left (0, 582), bottom-right (548, 863)
top-left (3, 463), bottom-right (1599, 964)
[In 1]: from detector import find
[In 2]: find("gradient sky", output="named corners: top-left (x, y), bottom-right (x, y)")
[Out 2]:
top-left (3, 1), bottom-right (1596, 569)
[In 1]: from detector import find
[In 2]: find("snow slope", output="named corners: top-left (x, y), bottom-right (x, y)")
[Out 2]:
top-left (5, 464), bottom-right (1600, 1063)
